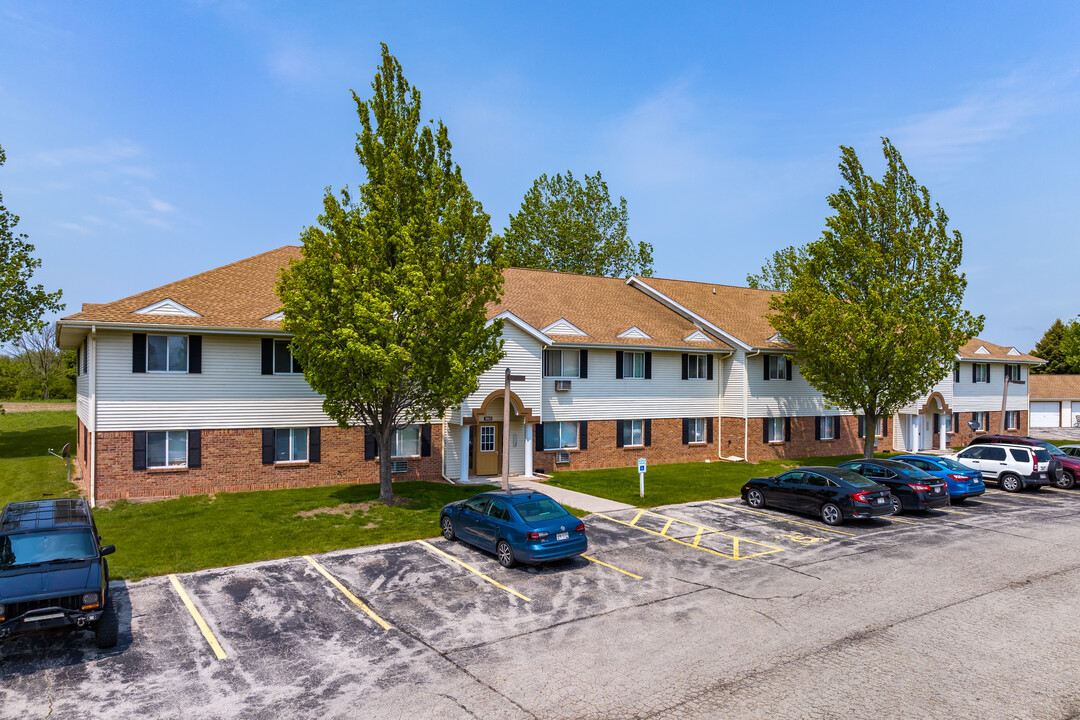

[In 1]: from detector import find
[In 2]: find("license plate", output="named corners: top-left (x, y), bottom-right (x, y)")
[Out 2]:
top-left (557, 532), bottom-right (569, 541)
top-left (1038, 473), bottom-right (1046, 479)
top-left (875, 498), bottom-right (886, 505)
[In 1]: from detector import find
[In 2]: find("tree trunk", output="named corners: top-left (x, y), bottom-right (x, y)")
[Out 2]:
top-left (863, 411), bottom-right (876, 460)
top-left (377, 425), bottom-right (395, 502)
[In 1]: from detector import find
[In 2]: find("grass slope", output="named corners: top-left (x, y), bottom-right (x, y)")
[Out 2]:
top-left (0, 410), bottom-right (81, 503)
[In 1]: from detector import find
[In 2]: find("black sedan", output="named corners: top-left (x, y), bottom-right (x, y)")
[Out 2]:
top-left (741, 466), bottom-right (893, 526)
top-left (837, 459), bottom-right (949, 515)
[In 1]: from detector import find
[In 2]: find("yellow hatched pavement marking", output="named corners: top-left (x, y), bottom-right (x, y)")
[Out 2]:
top-left (168, 574), bottom-right (227, 661)
top-left (629, 509), bottom-right (646, 526)
top-left (416, 540), bottom-right (531, 602)
top-left (594, 511), bottom-right (784, 560)
top-left (706, 502), bottom-right (856, 537)
top-left (660, 517), bottom-right (675, 535)
top-left (693, 527), bottom-right (704, 546)
top-left (935, 507), bottom-right (972, 515)
top-left (887, 516), bottom-right (919, 525)
top-left (973, 499), bottom-right (1011, 506)
top-left (304, 556), bottom-right (392, 630)
top-left (582, 554), bottom-right (643, 580)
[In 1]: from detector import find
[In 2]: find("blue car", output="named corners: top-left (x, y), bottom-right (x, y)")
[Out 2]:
top-left (892, 454), bottom-right (985, 502)
top-left (439, 491), bottom-right (587, 568)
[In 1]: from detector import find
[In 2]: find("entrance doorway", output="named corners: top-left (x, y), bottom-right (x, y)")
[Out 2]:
top-left (475, 423), bottom-right (502, 476)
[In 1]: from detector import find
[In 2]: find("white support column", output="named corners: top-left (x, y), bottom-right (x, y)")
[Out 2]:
top-left (460, 424), bottom-right (470, 484)
top-left (940, 418), bottom-right (947, 451)
top-left (524, 423), bottom-right (534, 477)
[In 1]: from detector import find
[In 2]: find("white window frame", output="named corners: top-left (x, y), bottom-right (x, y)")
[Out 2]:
top-left (274, 427), bottom-right (309, 463)
top-left (623, 352), bottom-right (645, 380)
top-left (543, 422), bottom-right (579, 451)
top-left (766, 355), bottom-right (789, 380)
top-left (874, 417), bottom-right (885, 438)
top-left (974, 411), bottom-right (989, 431)
top-left (147, 430), bottom-right (187, 468)
top-left (274, 339), bottom-right (302, 374)
top-left (688, 354), bottom-right (708, 379)
top-left (1005, 364), bottom-right (1022, 382)
top-left (689, 418), bottom-right (706, 444)
top-left (542, 349), bottom-right (580, 379)
top-left (941, 413), bottom-right (953, 433)
top-left (479, 425), bottom-right (496, 452)
top-left (821, 416), bottom-right (837, 440)
top-left (1004, 411), bottom-right (1019, 430)
top-left (624, 419), bottom-right (645, 447)
top-left (392, 425), bottom-right (421, 458)
top-left (147, 335), bottom-right (188, 373)
top-left (765, 417), bottom-right (784, 442)
top-left (974, 363), bottom-right (990, 383)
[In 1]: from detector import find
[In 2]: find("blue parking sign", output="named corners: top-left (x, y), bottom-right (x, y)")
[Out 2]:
top-left (638, 458), bottom-right (647, 473)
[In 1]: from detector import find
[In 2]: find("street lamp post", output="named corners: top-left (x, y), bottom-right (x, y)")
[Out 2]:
top-left (503, 368), bottom-right (526, 493)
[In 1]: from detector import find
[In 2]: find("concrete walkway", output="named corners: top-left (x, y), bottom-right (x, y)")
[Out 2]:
top-left (508, 478), bottom-right (635, 513)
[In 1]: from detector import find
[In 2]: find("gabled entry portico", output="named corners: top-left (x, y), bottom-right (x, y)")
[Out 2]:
top-left (459, 389), bottom-right (539, 483)
top-left (914, 392), bottom-right (952, 451)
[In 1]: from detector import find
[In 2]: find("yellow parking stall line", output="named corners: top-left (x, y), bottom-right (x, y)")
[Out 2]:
top-left (973, 499), bottom-right (1011, 507)
top-left (935, 507), bottom-right (972, 515)
top-left (660, 517), bottom-right (675, 535)
top-left (887, 516), bottom-right (919, 525)
top-left (304, 556), bottom-right (392, 630)
top-left (594, 512), bottom-right (784, 560)
top-left (168, 574), bottom-right (227, 661)
top-left (416, 540), bottom-right (531, 602)
top-left (693, 527), bottom-right (704, 546)
top-left (628, 509), bottom-right (646, 527)
top-left (582, 554), bottom-right (643, 580)
top-left (705, 502), bottom-right (856, 537)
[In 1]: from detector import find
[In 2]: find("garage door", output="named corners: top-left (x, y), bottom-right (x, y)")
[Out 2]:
top-left (1072, 402), bottom-right (1080, 428)
top-left (1030, 401), bottom-right (1061, 427)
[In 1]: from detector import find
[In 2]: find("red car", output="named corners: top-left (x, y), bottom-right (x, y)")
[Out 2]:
top-left (970, 435), bottom-right (1074, 489)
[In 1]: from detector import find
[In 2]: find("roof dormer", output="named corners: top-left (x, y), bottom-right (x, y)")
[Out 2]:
top-left (617, 326), bottom-right (652, 340)
top-left (133, 298), bottom-right (201, 317)
top-left (542, 318), bottom-right (588, 336)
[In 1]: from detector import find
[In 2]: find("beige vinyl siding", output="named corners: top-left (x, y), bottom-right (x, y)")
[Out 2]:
top-left (76, 372), bottom-right (90, 426)
top-left (542, 348), bottom-right (717, 422)
top-left (952, 361), bottom-right (1028, 413)
top-left (457, 324), bottom-right (543, 423)
top-left (443, 425), bottom-right (462, 479)
top-left (900, 372), bottom-right (955, 415)
top-left (93, 329), bottom-right (335, 431)
top-left (741, 352), bottom-right (853, 418)
top-left (720, 350), bottom-right (747, 418)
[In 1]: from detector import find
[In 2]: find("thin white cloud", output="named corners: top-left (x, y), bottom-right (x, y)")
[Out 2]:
top-left (37, 139), bottom-right (143, 167)
top-left (56, 221), bottom-right (91, 234)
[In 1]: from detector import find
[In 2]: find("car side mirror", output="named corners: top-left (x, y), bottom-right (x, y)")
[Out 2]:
top-left (100, 545), bottom-right (116, 556)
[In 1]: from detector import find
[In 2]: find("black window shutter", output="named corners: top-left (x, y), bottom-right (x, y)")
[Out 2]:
top-left (616, 420), bottom-right (625, 448)
top-left (786, 358), bottom-right (793, 381)
top-left (187, 430), bottom-right (201, 468)
top-left (579, 421), bottom-right (588, 450)
top-left (188, 335), bottom-right (202, 374)
top-left (784, 417), bottom-right (791, 442)
top-left (681, 353), bottom-right (689, 380)
top-left (644, 352), bottom-right (652, 379)
top-left (76, 347), bottom-right (81, 375)
top-left (262, 428), bottom-right (275, 465)
top-left (934, 414), bottom-right (940, 433)
top-left (971, 412), bottom-right (977, 427)
top-left (644, 419), bottom-right (652, 446)
top-left (682, 418), bottom-right (689, 444)
top-left (132, 333), bottom-right (146, 373)
top-left (364, 428), bottom-right (376, 460)
top-left (310, 427), bottom-right (321, 463)
top-left (764, 355), bottom-right (771, 381)
top-left (883, 417), bottom-right (889, 437)
top-left (707, 417), bottom-right (714, 443)
top-left (535, 423), bottom-right (543, 449)
top-left (984, 364), bottom-right (991, 383)
top-left (292, 352), bottom-right (302, 374)
top-left (707, 354), bottom-right (714, 381)
top-left (615, 351), bottom-right (624, 379)
top-left (763, 419), bottom-right (770, 443)
top-left (132, 431), bottom-right (146, 471)
top-left (953, 413), bottom-right (959, 432)
top-left (261, 339), bottom-right (274, 375)
top-left (421, 424), bottom-right (432, 457)
top-left (972, 363), bottom-right (977, 383)
top-left (858, 416), bottom-right (865, 438)
top-left (954, 363), bottom-right (960, 383)
top-left (579, 349), bottom-right (588, 379)
top-left (815, 416), bottom-right (822, 441)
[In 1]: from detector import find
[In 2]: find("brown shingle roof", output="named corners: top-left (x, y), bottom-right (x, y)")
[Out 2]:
top-left (493, 268), bottom-right (730, 349)
top-left (1029, 374), bottom-right (1080, 399)
top-left (958, 338), bottom-right (1042, 363)
top-left (633, 276), bottom-right (784, 348)
top-left (60, 246), bottom-right (302, 330)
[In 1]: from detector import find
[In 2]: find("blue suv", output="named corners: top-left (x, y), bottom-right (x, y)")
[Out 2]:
top-left (892, 454), bottom-right (984, 502)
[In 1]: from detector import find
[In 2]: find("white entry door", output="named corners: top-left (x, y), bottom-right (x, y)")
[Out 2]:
top-left (1031, 401), bottom-right (1061, 427)
top-left (921, 414), bottom-right (934, 450)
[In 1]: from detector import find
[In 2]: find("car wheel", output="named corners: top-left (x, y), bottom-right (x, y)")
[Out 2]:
top-left (1000, 474), bottom-right (1021, 493)
top-left (1055, 471), bottom-right (1075, 490)
top-left (440, 515), bottom-right (456, 541)
top-left (496, 540), bottom-right (516, 568)
top-left (747, 489), bottom-right (766, 508)
top-left (94, 596), bottom-right (119, 650)
top-left (890, 496), bottom-right (903, 516)
top-left (820, 503), bottom-right (843, 526)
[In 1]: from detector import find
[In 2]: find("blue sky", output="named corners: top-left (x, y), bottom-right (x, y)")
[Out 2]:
top-left (1, 1), bottom-right (1078, 351)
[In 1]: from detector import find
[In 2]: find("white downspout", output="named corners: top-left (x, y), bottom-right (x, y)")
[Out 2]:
top-left (716, 353), bottom-right (723, 460)
top-left (89, 325), bottom-right (98, 508)
top-left (744, 350), bottom-right (760, 462)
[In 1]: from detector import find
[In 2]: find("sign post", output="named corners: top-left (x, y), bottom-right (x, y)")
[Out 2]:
top-left (638, 457), bottom-right (647, 498)
top-left (503, 369), bottom-right (527, 494)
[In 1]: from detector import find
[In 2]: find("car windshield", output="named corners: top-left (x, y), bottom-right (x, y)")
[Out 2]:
top-left (830, 468), bottom-right (881, 488)
top-left (1035, 441), bottom-right (1065, 456)
top-left (892, 464), bottom-right (935, 480)
top-left (514, 498), bottom-right (568, 523)
top-left (1034, 449), bottom-right (1052, 463)
top-left (0, 529), bottom-right (97, 569)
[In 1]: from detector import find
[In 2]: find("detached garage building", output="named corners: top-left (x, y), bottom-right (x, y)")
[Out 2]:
top-left (1029, 375), bottom-right (1080, 428)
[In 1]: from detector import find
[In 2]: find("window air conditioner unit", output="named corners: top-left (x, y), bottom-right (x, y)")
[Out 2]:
top-left (391, 460), bottom-right (408, 473)
top-left (555, 380), bottom-right (572, 391)
top-left (555, 452), bottom-right (571, 464)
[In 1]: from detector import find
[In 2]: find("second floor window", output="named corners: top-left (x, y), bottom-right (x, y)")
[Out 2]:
top-left (688, 354), bottom-right (708, 379)
top-left (1004, 364), bottom-right (1022, 382)
top-left (147, 335), bottom-right (187, 372)
top-left (764, 355), bottom-right (789, 380)
top-left (974, 363), bottom-right (990, 383)
top-left (622, 352), bottom-right (645, 379)
top-left (274, 340), bottom-right (302, 374)
top-left (543, 349), bottom-right (579, 378)
top-left (954, 362), bottom-right (961, 383)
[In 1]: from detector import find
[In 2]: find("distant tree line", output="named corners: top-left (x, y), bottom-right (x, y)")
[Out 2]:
top-left (0, 326), bottom-right (75, 401)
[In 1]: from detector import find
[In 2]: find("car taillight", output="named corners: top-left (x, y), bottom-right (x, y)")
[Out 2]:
top-left (575, 523), bottom-right (585, 532)
top-left (1034, 456), bottom-right (1039, 473)
top-left (849, 491), bottom-right (871, 503)
top-left (947, 474), bottom-right (968, 482)
top-left (907, 484), bottom-right (930, 492)
top-left (526, 531), bottom-right (549, 541)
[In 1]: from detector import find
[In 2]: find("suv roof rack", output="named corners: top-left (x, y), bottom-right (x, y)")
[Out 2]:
top-left (0, 498), bottom-right (92, 533)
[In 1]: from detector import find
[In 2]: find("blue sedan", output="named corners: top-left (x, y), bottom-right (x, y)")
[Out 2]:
top-left (439, 491), bottom-right (587, 568)
top-left (892, 454), bottom-right (985, 502)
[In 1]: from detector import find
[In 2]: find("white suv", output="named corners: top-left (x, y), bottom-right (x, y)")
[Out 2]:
top-left (945, 443), bottom-right (1053, 492)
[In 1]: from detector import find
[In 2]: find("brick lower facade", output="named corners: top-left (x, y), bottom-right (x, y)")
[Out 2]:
top-left (719, 416), bottom-right (866, 462)
top-left (944, 410), bottom-right (1028, 448)
top-left (88, 425), bottom-right (442, 502)
top-left (531, 417), bottom-right (719, 474)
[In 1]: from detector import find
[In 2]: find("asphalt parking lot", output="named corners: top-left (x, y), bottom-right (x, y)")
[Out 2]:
top-left (4, 486), bottom-right (1080, 720)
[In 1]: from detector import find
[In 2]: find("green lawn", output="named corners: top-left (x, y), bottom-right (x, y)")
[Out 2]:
top-left (546, 451), bottom-right (899, 508)
top-left (0, 410), bottom-right (81, 503)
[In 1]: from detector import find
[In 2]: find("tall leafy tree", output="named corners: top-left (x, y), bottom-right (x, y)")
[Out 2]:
top-left (0, 144), bottom-right (64, 344)
top-left (762, 138), bottom-right (984, 458)
top-left (1059, 318), bottom-right (1080, 375)
top-left (1030, 319), bottom-right (1076, 374)
top-left (500, 170), bottom-right (653, 277)
top-left (278, 44), bottom-right (505, 502)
